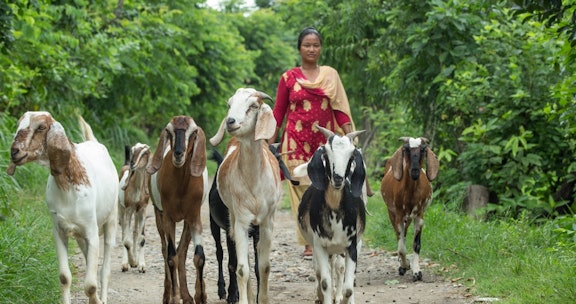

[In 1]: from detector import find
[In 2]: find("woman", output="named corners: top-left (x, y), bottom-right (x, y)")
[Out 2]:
top-left (269, 27), bottom-right (373, 257)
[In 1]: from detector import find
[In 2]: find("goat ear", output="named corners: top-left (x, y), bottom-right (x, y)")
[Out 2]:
top-left (292, 162), bottom-right (309, 178)
top-left (147, 129), bottom-right (167, 174)
top-left (46, 122), bottom-right (71, 176)
top-left (190, 127), bottom-right (207, 177)
top-left (350, 149), bottom-right (366, 197)
top-left (210, 118), bottom-right (227, 146)
top-left (254, 104), bottom-right (276, 141)
top-left (389, 146), bottom-right (404, 181)
top-left (308, 147), bottom-right (328, 191)
top-left (425, 147), bottom-right (439, 181)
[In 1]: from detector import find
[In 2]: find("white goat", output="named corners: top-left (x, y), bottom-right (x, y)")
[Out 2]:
top-left (118, 143), bottom-right (151, 273)
top-left (6, 111), bottom-right (118, 304)
top-left (209, 88), bottom-right (282, 304)
top-left (147, 115), bottom-right (209, 304)
top-left (297, 125), bottom-right (366, 304)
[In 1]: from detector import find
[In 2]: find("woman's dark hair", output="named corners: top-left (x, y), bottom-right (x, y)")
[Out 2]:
top-left (297, 27), bottom-right (322, 49)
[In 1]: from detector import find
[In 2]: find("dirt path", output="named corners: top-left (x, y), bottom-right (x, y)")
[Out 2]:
top-left (71, 202), bottom-right (469, 304)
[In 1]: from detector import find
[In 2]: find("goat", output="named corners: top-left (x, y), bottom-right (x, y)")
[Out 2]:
top-left (209, 87), bottom-right (282, 304)
top-left (147, 116), bottom-right (209, 304)
top-left (297, 125), bottom-right (366, 304)
top-left (6, 111), bottom-right (118, 304)
top-left (208, 148), bottom-right (259, 304)
top-left (208, 144), bottom-right (298, 304)
top-left (380, 137), bottom-right (439, 281)
top-left (118, 143), bottom-right (151, 273)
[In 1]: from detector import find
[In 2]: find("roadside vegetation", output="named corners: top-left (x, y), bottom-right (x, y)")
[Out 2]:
top-left (364, 198), bottom-right (576, 304)
top-left (1, 1), bottom-right (575, 304)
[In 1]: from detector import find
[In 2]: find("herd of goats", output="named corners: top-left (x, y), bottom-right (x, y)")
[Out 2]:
top-left (6, 88), bottom-right (439, 304)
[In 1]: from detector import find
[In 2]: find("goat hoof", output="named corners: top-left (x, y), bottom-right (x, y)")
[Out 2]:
top-left (227, 292), bottom-right (239, 304)
top-left (398, 267), bottom-right (407, 276)
top-left (413, 271), bottom-right (423, 281)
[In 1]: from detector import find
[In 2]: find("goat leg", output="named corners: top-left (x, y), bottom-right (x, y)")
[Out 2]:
top-left (211, 217), bottom-right (227, 300)
top-left (193, 243), bottom-right (207, 304)
top-left (411, 217), bottom-right (424, 281)
top-left (226, 233), bottom-right (239, 304)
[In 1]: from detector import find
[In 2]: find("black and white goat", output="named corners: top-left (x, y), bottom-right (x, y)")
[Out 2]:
top-left (297, 125), bottom-right (366, 304)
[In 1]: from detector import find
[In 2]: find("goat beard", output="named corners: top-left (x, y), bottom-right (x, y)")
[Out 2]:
top-left (6, 161), bottom-right (17, 176)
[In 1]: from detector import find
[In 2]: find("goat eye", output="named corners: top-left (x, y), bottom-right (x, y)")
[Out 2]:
top-left (249, 104), bottom-right (259, 110)
top-left (37, 125), bottom-right (46, 132)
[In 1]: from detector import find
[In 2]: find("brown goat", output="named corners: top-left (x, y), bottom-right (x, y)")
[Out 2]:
top-left (380, 137), bottom-right (439, 281)
top-left (147, 116), bottom-right (209, 304)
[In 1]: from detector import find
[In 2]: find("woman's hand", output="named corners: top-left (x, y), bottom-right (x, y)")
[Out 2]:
top-left (341, 123), bottom-right (353, 135)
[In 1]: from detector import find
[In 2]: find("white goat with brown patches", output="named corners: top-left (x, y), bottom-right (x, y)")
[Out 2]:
top-left (210, 88), bottom-right (282, 304)
top-left (118, 143), bottom-right (151, 273)
top-left (6, 111), bottom-right (118, 304)
top-left (147, 115), bottom-right (209, 304)
top-left (380, 137), bottom-right (439, 281)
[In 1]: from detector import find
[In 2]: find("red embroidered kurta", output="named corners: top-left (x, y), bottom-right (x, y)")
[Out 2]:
top-left (273, 66), bottom-right (353, 177)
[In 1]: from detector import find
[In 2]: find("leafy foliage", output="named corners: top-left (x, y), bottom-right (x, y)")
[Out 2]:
top-left (232, 8), bottom-right (297, 96)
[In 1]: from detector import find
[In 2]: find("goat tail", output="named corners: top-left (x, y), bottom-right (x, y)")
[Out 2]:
top-left (123, 145), bottom-right (131, 166)
top-left (209, 148), bottom-right (224, 166)
top-left (77, 115), bottom-right (98, 143)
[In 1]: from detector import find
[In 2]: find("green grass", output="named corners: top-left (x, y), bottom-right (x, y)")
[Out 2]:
top-left (0, 193), bottom-right (61, 304)
top-left (364, 197), bottom-right (576, 303)
top-left (1, 113), bottom-right (66, 303)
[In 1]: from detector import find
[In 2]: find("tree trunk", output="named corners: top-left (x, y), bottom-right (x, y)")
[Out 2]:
top-left (464, 184), bottom-right (489, 219)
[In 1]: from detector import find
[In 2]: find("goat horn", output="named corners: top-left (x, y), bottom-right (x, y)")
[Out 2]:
top-left (316, 125), bottom-right (334, 138)
top-left (399, 136), bottom-right (411, 143)
top-left (257, 91), bottom-right (273, 102)
top-left (421, 137), bottom-right (430, 144)
top-left (346, 130), bottom-right (365, 142)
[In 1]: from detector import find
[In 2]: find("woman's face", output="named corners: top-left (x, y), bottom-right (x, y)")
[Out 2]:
top-left (299, 33), bottom-right (322, 64)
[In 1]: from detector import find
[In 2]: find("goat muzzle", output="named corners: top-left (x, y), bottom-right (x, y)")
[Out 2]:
top-left (333, 174), bottom-right (345, 189)
top-left (410, 168), bottom-right (421, 180)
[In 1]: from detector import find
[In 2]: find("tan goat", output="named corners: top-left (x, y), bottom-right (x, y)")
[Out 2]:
top-left (118, 143), bottom-right (151, 273)
top-left (147, 116), bottom-right (209, 304)
top-left (210, 88), bottom-right (282, 304)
